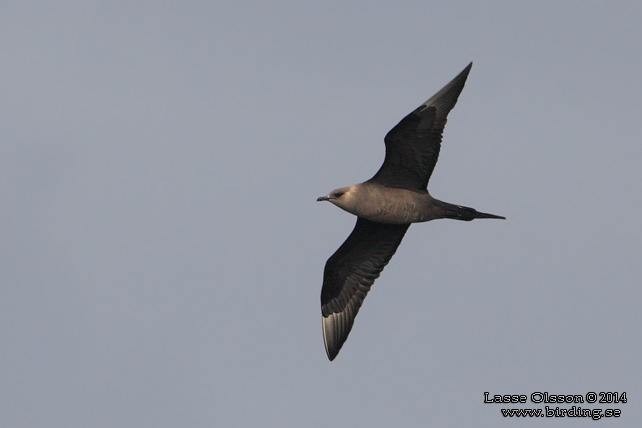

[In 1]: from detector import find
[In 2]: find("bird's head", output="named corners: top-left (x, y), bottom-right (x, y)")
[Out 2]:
top-left (317, 186), bottom-right (356, 211)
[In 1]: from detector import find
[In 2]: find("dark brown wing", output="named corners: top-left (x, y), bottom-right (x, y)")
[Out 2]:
top-left (321, 217), bottom-right (410, 360)
top-left (368, 62), bottom-right (472, 190)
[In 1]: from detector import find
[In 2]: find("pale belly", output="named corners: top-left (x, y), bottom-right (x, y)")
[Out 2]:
top-left (362, 200), bottom-right (428, 224)
top-left (346, 186), bottom-right (434, 224)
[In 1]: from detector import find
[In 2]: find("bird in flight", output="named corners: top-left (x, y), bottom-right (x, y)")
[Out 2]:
top-left (317, 62), bottom-right (504, 360)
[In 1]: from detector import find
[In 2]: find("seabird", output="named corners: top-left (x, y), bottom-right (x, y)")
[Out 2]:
top-left (317, 62), bottom-right (504, 361)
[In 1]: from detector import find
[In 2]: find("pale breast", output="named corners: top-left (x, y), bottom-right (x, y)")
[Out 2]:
top-left (354, 185), bottom-right (434, 224)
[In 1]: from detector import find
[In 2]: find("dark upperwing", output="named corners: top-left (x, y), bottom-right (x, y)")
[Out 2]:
top-left (368, 62), bottom-right (472, 191)
top-left (321, 217), bottom-right (410, 360)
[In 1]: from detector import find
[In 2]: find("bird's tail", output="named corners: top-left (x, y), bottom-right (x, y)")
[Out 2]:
top-left (445, 204), bottom-right (505, 221)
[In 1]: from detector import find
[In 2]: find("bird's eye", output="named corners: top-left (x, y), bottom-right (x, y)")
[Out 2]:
top-left (333, 192), bottom-right (344, 198)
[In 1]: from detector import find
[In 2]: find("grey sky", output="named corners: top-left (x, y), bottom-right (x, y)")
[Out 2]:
top-left (1, 1), bottom-right (641, 427)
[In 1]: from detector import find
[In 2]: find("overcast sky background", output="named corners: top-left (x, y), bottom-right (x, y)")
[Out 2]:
top-left (2, 1), bottom-right (641, 427)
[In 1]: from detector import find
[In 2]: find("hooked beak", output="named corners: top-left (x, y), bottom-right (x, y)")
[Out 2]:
top-left (317, 196), bottom-right (332, 202)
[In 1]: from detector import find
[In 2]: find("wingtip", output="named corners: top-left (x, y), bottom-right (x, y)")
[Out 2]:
top-left (322, 316), bottom-right (340, 361)
top-left (419, 62), bottom-right (473, 112)
top-left (458, 61), bottom-right (473, 79)
top-left (452, 62), bottom-right (473, 84)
